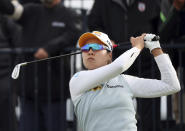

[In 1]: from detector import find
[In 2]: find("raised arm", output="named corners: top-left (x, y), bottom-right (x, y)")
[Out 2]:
top-left (70, 47), bottom-right (141, 101)
top-left (69, 35), bottom-right (145, 101)
top-left (125, 34), bottom-right (180, 97)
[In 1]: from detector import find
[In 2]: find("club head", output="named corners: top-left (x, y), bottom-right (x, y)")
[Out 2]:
top-left (11, 62), bottom-right (27, 79)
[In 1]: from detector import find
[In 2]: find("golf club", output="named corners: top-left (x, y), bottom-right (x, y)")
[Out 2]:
top-left (11, 34), bottom-right (160, 79)
top-left (11, 51), bottom-right (82, 79)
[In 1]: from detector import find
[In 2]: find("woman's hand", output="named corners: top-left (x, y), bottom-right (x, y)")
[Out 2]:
top-left (130, 34), bottom-right (145, 50)
top-left (144, 33), bottom-right (164, 57)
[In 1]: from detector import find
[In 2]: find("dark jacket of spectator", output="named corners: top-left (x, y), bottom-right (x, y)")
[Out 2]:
top-left (0, 0), bottom-right (81, 102)
top-left (17, 3), bottom-right (80, 102)
top-left (159, 0), bottom-right (185, 67)
top-left (88, 0), bottom-right (160, 43)
top-left (0, 14), bottom-right (19, 78)
top-left (0, 14), bottom-right (19, 131)
top-left (159, 0), bottom-right (185, 42)
top-left (88, 0), bottom-right (161, 77)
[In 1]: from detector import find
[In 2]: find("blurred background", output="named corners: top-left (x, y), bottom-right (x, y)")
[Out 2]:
top-left (0, 0), bottom-right (185, 131)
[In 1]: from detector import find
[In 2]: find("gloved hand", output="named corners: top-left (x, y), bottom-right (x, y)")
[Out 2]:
top-left (144, 34), bottom-right (161, 52)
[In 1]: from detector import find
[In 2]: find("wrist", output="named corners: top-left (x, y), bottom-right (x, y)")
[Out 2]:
top-left (133, 44), bottom-right (144, 50)
top-left (151, 48), bottom-right (163, 57)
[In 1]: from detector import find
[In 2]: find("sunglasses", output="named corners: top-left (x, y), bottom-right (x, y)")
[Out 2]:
top-left (81, 43), bottom-right (110, 52)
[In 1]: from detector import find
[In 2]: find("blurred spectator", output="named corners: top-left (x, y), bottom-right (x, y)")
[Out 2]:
top-left (0, 14), bottom-right (20, 131)
top-left (19, 0), bottom-right (41, 4)
top-left (88, 0), bottom-right (162, 131)
top-left (160, 0), bottom-right (185, 42)
top-left (0, 0), bottom-right (81, 131)
top-left (159, 0), bottom-right (185, 124)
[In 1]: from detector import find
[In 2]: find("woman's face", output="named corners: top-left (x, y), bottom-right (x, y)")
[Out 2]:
top-left (82, 38), bottom-right (112, 70)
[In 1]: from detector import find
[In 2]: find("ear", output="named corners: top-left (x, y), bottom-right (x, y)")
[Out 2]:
top-left (108, 52), bottom-right (112, 61)
top-left (106, 52), bottom-right (112, 64)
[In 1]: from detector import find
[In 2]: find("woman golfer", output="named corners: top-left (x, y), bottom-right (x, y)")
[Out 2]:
top-left (69, 31), bottom-right (180, 131)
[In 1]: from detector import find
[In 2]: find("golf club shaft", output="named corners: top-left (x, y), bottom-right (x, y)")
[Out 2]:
top-left (25, 51), bottom-right (82, 65)
top-left (19, 35), bottom-right (160, 65)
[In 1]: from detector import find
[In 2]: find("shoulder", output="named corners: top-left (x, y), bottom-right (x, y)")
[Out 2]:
top-left (71, 72), bottom-right (81, 79)
top-left (70, 71), bottom-right (84, 86)
top-left (69, 70), bottom-right (90, 89)
top-left (69, 71), bottom-right (86, 101)
top-left (64, 7), bottom-right (79, 18)
top-left (22, 3), bottom-right (42, 15)
top-left (57, 5), bottom-right (79, 20)
top-left (57, 4), bottom-right (74, 13)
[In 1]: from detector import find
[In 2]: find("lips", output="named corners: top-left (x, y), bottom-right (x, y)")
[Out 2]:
top-left (87, 57), bottom-right (95, 61)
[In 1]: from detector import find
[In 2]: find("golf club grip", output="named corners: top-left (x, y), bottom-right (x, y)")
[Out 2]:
top-left (116, 35), bottom-right (160, 48)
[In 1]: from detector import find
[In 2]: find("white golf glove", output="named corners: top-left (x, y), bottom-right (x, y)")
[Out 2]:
top-left (144, 34), bottom-right (161, 52)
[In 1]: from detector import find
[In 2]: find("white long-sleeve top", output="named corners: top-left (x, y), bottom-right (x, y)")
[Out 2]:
top-left (69, 47), bottom-right (180, 131)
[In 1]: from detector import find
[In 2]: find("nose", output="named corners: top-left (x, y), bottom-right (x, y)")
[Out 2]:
top-left (88, 48), bottom-right (94, 55)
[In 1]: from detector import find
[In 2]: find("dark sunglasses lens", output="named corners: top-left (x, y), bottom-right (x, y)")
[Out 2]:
top-left (81, 44), bottom-right (89, 51)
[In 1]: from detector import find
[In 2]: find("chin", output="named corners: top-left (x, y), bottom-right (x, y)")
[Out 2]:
top-left (86, 64), bottom-right (105, 70)
top-left (85, 64), bottom-right (97, 70)
top-left (86, 66), bottom-right (96, 70)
